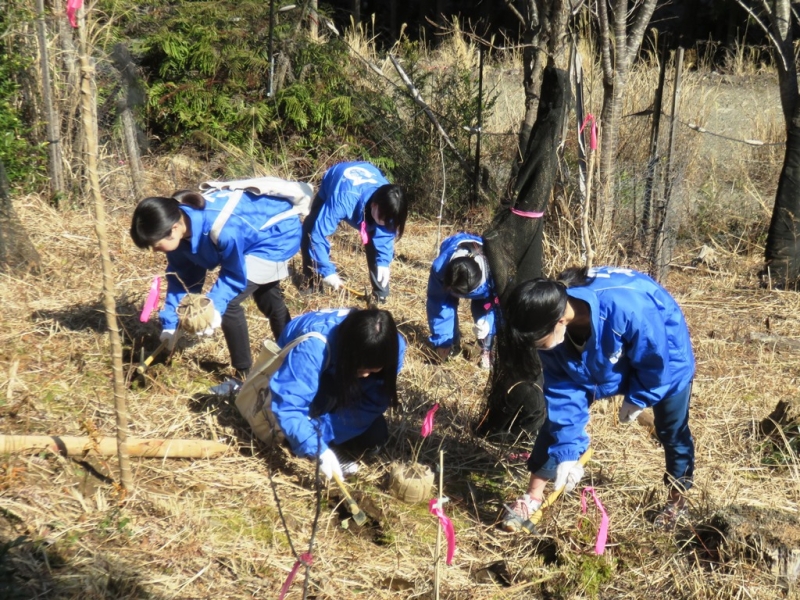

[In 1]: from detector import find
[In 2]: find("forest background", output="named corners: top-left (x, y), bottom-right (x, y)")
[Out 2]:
top-left (2, 1), bottom-right (800, 599)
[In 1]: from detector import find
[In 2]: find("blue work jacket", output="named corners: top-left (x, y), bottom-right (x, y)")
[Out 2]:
top-left (540, 267), bottom-right (695, 463)
top-left (426, 233), bottom-right (497, 348)
top-left (269, 309), bottom-right (407, 457)
top-left (160, 189), bottom-right (301, 329)
top-left (308, 161), bottom-right (396, 277)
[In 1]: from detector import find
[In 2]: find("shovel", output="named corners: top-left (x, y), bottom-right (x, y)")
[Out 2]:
top-left (513, 448), bottom-right (594, 534)
top-left (331, 471), bottom-right (368, 526)
top-left (135, 329), bottom-right (182, 376)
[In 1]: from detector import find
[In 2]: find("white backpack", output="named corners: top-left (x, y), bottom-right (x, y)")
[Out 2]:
top-left (234, 332), bottom-right (327, 445)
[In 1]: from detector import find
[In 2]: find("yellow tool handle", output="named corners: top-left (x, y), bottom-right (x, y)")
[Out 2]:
top-left (529, 447), bottom-right (594, 526)
top-left (331, 471), bottom-right (358, 504)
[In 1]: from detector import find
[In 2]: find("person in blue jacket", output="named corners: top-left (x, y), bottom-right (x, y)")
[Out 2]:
top-left (269, 308), bottom-right (406, 479)
top-left (426, 232), bottom-right (498, 370)
top-left (300, 161), bottom-right (407, 303)
top-left (130, 188), bottom-right (301, 379)
top-left (501, 266), bottom-right (695, 531)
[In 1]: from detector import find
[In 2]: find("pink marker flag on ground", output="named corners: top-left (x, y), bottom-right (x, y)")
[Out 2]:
top-left (428, 498), bottom-right (456, 565)
top-left (278, 552), bottom-right (313, 599)
top-left (421, 403), bottom-right (439, 438)
top-left (66, 0), bottom-right (84, 28)
top-left (139, 276), bottom-right (162, 323)
top-left (581, 486), bottom-right (610, 555)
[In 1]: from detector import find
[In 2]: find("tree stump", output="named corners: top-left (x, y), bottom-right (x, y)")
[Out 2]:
top-left (687, 505), bottom-right (800, 588)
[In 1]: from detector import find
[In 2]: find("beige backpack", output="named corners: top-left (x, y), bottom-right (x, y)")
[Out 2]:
top-left (234, 331), bottom-right (328, 445)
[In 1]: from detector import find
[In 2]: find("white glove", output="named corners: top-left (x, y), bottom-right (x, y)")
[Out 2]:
top-left (197, 310), bottom-right (222, 337)
top-left (319, 448), bottom-right (343, 481)
top-left (376, 266), bottom-right (390, 287)
top-left (553, 460), bottom-right (585, 493)
top-left (159, 329), bottom-right (178, 351)
top-left (472, 317), bottom-right (491, 340)
top-left (619, 400), bottom-right (644, 424)
top-left (323, 273), bottom-right (343, 290)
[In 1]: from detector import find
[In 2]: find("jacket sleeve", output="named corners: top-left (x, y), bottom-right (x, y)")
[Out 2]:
top-left (543, 378), bottom-right (592, 464)
top-left (160, 253), bottom-right (207, 329)
top-left (622, 305), bottom-right (673, 408)
top-left (269, 337), bottom-right (334, 457)
top-left (426, 268), bottom-right (459, 348)
top-left (206, 234), bottom-right (249, 317)
top-left (308, 197), bottom-right (346, 278)
top-left (370, 223), bottom-right (395, 267)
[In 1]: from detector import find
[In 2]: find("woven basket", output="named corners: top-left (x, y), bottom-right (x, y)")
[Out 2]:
top-left (177, 294), bottom-right (215, 333)
top-left (388, 462), bottom-right (435, 504)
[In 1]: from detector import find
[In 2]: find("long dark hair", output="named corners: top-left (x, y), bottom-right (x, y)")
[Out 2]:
top-left (369, 184), bottom-right (408, 239)
top-left (502, 266), bottom-right (594, 373)
top-left (335, 308), bottom-right (399, 409)
top-left (129, 191), bottom-right (205, 249)
top-left (444, 256), bottom-right (481, 296)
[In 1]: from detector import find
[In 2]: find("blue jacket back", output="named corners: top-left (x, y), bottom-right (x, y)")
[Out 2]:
top-left (160, 190), bottom-right (301, 329)
top-left (540, 267), bottom-right (695, 463)
top-left (269, 309), bottom-right (407, 457)
top-left (426, 233), bottom-right (497, 348)
top-left (309, 161), bottom-right (395, 277)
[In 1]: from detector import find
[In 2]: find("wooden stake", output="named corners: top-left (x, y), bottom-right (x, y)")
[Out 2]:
top-left (0, 435), bottom-right (229, 458)
top-left (433, 449), bottom-right (444, 600)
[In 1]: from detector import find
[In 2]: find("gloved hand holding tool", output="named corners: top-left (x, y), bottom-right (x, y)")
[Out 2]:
top-left (506, 448), bottom-right (594, 534)
top-left (618, 400), bottom-right (644, 424)
top-left (323, 273), bottom-right (343, 290)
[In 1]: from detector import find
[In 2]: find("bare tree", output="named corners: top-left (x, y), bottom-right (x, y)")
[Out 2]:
top-left (595, 0), bottom-right (659, 234)
top-left (734, 0), bottom-right (800, 288)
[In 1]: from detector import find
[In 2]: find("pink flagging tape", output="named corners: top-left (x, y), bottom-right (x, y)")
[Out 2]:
top-left (359, 220), bottom-right (370, 245)
top-left (428, 498), bottom-right (456, 565)
top-left (139, 276), bottom-right (162, 323)
top-left (67, 0), bottom-right (84, 28)
top-left (581, 487), bottom-right (609, 555)
top-left (510, 208), bottom-right (544, 218)
top-left (278, 552), bottom-right (313, 599)
top-left (580, 114), bottom-right (598, 151)
top-left (421, 403), bottom-right (440, 438)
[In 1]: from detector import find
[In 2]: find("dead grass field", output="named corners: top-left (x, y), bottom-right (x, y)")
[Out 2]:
top-left (2, 155), bottom-right (800, 599)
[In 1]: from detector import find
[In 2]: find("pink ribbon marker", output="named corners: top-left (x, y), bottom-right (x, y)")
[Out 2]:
top-left (421, 403), bottom-right (439, 438)
top-left (580, 487), bottom-right (609, 555)
top-left (139, 276), bottom-right (162, 323)
top-left (359, 220), bottom-right (370, 245)
top-left (428, 498), bottom-right (456, 565)
top-left (510, 207), bottom-right (544, 219)
top-left (278, 552), bottom-right (313, 600)
top-left (580, 114), bottom-right (598, 151)
top-left (66, 0), bottom-right (84, 27)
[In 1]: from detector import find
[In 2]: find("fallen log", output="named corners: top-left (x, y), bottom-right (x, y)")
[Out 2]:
top-left (0, 435), bottom-right (230, 458)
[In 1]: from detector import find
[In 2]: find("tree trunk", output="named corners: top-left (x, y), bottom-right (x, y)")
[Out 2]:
top-left (0, 160), bottom-right (41, 274)
top-left (35, 0), bottom-right (64, 200)
top-left (595, 0), bottom-right (658, 234)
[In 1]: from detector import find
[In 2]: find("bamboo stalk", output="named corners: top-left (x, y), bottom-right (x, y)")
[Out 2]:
top-left (77, 6), bottom-right (133, 492)
top-left (0, 435), bottom-right (230, 458)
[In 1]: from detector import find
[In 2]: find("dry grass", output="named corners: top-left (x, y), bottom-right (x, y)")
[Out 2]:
top-left (2, 164), bottom-right (800, 599)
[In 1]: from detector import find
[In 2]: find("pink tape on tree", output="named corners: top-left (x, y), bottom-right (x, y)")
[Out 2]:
top-left (510, 208), bottom-right (544, 218)
top-left (580, 114), bottom-right (598, 151)
top-left (139, 276), bottom-right (162, 323)
top-left (580, 487), bottom-right (609, 555)
top-left (278, 552), bottom-right (313, 599)
top-left (359, 220), bottom-right (370, 245)
top-left (428, 498), bottom-right (456, 565)
top-left (421, 403), bottom-right (439, 438)
top-left (67, 0), bottom-right (84, 27)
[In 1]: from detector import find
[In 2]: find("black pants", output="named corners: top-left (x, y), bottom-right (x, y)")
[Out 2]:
top-left (333, 414), bottom-right (389, 456)
top-left (222, 280), bottom-right (290, 372)
top-left (300, 194), bottom-right (389, 300)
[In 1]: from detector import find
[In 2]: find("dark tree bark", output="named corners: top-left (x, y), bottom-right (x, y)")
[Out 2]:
top-left (476, 66), bottom-right (570, 441)
top-left (0, 160), bottom-right (41, 274)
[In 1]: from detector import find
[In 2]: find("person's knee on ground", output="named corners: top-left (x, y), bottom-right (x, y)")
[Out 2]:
top-left (333, 415), bottom-right (389, 458)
